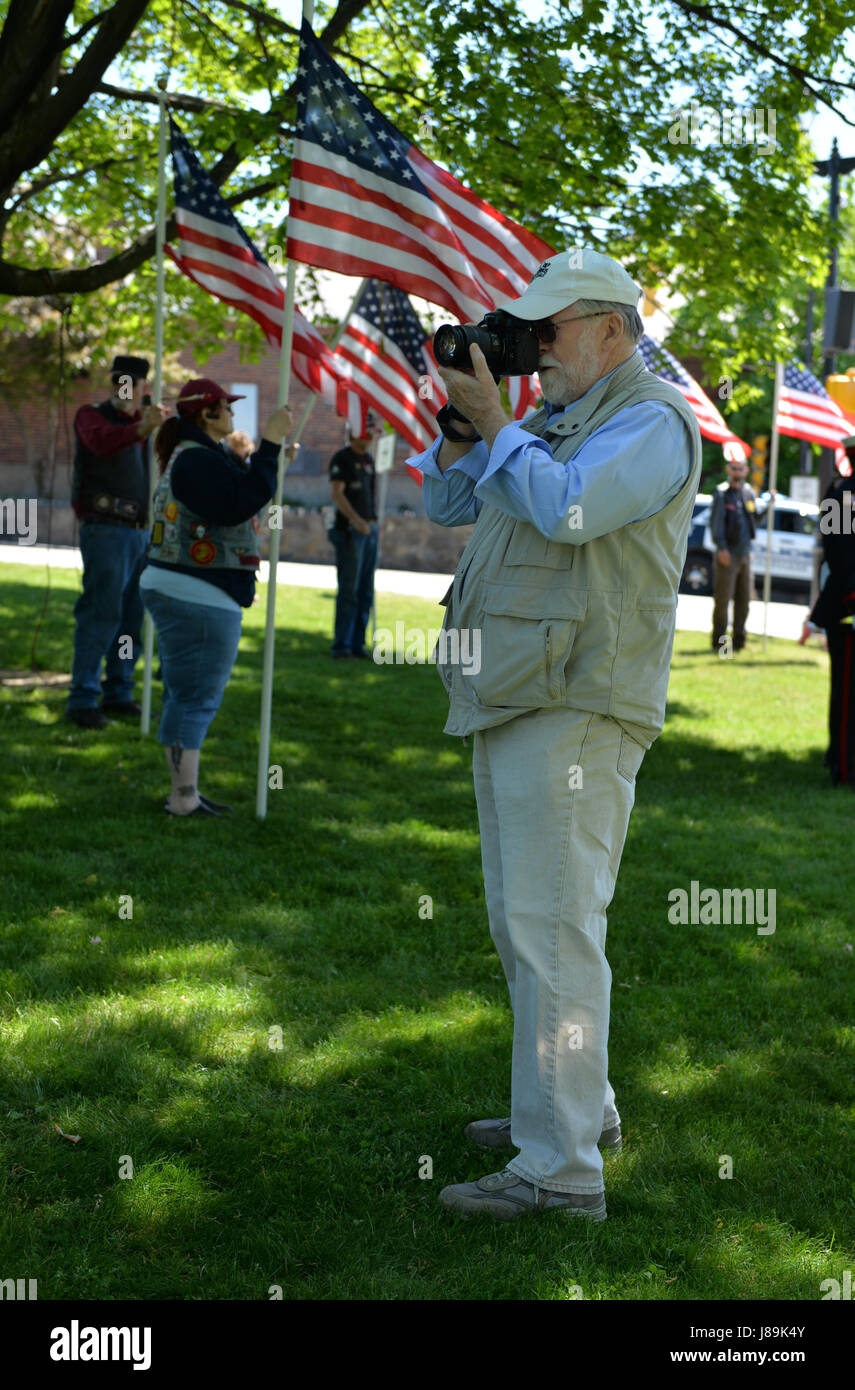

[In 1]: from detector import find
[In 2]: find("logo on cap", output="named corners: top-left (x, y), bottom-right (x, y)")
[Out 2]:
top-left (531, 260), bottom-right (551, 281)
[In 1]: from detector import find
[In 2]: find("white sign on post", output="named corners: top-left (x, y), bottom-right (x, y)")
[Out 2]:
top-left (789, 475), bottom-right (820, 506)
top-left (374, 432), bottom-right (396, 474)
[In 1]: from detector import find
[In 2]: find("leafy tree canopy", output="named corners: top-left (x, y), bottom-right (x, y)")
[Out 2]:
top-left (0, 0), bottom-right (853, 396)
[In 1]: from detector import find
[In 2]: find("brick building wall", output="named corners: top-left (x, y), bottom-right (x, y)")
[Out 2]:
top-left (0, 337), bottom-right (474, 573)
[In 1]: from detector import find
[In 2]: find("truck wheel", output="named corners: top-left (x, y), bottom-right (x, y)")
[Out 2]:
top-left (680, 550), bottom-right (713, 596)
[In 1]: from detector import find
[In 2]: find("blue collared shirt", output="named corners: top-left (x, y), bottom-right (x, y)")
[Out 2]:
top-left (408, 360), bottom-right (694, 543)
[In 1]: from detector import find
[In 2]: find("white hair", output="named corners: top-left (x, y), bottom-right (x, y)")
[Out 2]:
top-left (571, 298), bottom-right (644, 344)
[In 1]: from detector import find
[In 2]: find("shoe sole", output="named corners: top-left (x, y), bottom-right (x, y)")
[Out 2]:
top-left (439, 1195), bottom-right (607, 1222)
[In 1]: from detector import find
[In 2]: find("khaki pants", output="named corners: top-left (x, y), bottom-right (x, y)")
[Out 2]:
top-left (472, 707), bottom-right (644, 1193)
top-left (712, 551), bottom-right (752, 647)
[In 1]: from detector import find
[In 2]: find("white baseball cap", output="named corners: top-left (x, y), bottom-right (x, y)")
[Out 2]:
top-left (496, 249), bottom-right (641, 320)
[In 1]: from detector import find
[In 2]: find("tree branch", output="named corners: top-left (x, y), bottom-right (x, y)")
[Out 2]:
top-left (9, 156), bottom-right (136, 212)
top-left (216, 0), bottom-right (296, 36)
top-left (670, 0), bottom-right (855, 125)
top-left (89, 76), bottom-right (269, 122)
top-left (0, 0), bottom-right (71, 134)
top-left (0, 0), bottom-right (151, 194)
top-left (61, 7), bottom-right (111, 51)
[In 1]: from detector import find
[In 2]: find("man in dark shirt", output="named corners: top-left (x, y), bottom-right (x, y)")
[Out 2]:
top-left (327, 413), bottom-right (381, 659)
top-left (809, 437), bottom-right (855, 786)
top-left (66, 354), bottom-right (167, 728)
top-left (710, 458), bottom-right (756, 654)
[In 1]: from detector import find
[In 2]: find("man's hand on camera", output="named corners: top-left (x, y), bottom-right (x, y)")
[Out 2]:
top-left (437, 342), bottom-right (510, 448)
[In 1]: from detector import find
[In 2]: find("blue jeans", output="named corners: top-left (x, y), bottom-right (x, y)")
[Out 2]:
top-left (67, 521), bottom-right (150, 710)
top-left (141, 588), bottom-right (242, 750)
top-left (328, 523), bottom-right (378, 655)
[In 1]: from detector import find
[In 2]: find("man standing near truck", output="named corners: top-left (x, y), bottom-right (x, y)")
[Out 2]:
top-left (710, 458), bottom-right (756, 653)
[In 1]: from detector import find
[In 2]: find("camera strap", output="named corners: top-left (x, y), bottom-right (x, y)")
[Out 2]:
top-left (436, 403), bottom-right (482, 443)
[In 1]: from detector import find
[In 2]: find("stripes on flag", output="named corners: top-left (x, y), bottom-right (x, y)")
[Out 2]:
top-left (333, 280), bottom-right (439, 457)
top-left (287, 18), bottom-right (554, 324)
top-left (330, 280), bottom-right (541, 488)
top-left (777, 365), bottom-right (855, 475)
top-left (166, 116), bottom-right (368, 432)
top-left (638, 334), bottom-right (750, 461)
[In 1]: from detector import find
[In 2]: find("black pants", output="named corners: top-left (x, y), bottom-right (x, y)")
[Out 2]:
top-left (826, 620), bottom-right (855, 785)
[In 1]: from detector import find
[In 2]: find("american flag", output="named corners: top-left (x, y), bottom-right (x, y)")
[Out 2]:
top-left (287, 18), bottom-right (554, 324)
top-left (334, 280), bottom-right (439, 458)
top-left (166, 117), bottom-right (367, 431)
top-left (638, 334), bottom-right (750, 462)
top-left (333, 279), bottom-right (540, 479)
top-left (777, 364), bottom-right (855, 473)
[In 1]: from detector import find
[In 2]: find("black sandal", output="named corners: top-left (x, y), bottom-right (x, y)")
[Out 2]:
top-left (163, 800), bottom-right (224, 817)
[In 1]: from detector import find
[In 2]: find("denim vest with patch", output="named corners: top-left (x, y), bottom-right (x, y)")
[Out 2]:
top-left (148, 441), bottom-right (262, 572)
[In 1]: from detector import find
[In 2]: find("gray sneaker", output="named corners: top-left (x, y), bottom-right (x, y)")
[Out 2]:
top-left (465, 1116), bottom-right (622, 1153)
top-left (439, 1169), bottom-right (607, 1221)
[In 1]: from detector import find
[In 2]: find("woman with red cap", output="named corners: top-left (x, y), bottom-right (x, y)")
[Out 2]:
top-left (139, 377), bottom-right (292, 816)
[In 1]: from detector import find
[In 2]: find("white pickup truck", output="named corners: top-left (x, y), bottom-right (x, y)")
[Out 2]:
top-left (680, 492), bottom-right (819, 600)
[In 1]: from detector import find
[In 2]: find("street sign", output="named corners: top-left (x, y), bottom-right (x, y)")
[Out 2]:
top-left (789, 476), bottom-right (820, 505)
top-left (375, 432), bottom-right (396, 474)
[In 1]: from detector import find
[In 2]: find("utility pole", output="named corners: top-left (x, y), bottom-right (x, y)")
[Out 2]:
top-left (810, 139), bottom-right (855, 605)
top-left (814, 139), bottom-right (855, 500)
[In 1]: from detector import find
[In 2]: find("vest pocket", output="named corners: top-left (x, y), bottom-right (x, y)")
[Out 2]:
top-left (504, 523), bottom-right (573, 569)
top-left (613, 597), bottom-right (676, 716)
top-left (467, 582), bottom-right (587, 708)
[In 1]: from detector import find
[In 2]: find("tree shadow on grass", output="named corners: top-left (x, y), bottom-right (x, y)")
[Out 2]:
top-left (1, 575), bottom-right (853, 1296)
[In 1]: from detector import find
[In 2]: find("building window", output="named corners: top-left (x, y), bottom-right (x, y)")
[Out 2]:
top-left (229, 383), bottom-right (258, 442)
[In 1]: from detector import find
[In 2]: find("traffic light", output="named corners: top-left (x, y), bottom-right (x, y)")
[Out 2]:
top-left (825, 366), bottom-right (855, 414)
top-left (749, 434), bottom-right (769, 491)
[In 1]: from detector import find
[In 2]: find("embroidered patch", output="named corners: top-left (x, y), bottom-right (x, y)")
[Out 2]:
top-left (164, 501), bottom-right (178, 521)
top-left (189, 538), bottom-right (217, 565)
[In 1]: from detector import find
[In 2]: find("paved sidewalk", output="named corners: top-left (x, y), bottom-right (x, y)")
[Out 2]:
top-left (0, 542), bottom-right (811, 641)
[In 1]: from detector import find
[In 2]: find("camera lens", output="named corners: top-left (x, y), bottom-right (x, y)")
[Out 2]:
top-left (433, 324), bottom-right (467, 366)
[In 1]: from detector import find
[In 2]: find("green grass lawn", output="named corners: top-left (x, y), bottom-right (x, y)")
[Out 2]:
top-left (0, 560), bottom-right (853, 1301)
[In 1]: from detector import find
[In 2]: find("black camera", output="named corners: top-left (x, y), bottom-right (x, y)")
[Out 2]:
top-left (433, 309), bottom-right (539, 377)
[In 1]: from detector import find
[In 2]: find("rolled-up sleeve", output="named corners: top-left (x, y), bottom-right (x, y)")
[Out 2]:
top-left (469, 402), bottom-right (693, 543)
top-left (407, 434), bottom-right (491, 527)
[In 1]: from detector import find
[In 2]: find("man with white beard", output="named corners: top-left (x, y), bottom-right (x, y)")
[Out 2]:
top-left (407, 249), bottom-right (702, 1221)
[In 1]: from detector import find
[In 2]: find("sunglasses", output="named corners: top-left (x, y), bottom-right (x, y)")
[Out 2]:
top-left (532, 310), bottom-right (612, 344)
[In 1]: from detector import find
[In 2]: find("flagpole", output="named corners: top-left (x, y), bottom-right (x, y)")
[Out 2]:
top-left (256, 259), bottom-right (298, 819)
top-left (372, 435), bottom-right (393, 644)
top-left (140, 77), bottom-right (169, 735)
top-left (255, 0), bottom-right (318, 817)
top-left (762, 362), bottom-right (783, 652)
top-left (255, 269), bottom-right (368, 817)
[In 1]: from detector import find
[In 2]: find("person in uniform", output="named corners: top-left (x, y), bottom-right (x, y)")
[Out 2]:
top-left (710, 458), bottom-right (756, 653)
top-left (139, 378), bottom-right (292, 816)
top-left (408, 248), bottom-right (701, 1221)
top-left (327, 412), bottom-right (381, 660)
top-left (809, 436), bottom-right (855, 787)
top-left (66, 354), bottom-right (167, 728)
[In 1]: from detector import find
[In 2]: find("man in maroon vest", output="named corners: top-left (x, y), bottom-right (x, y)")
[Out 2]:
top-left (66, 355), bottom-right (167, 728)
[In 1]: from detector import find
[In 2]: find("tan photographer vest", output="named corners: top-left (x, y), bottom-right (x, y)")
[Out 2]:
top-left (435, 349), bottom-right (703, 748)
